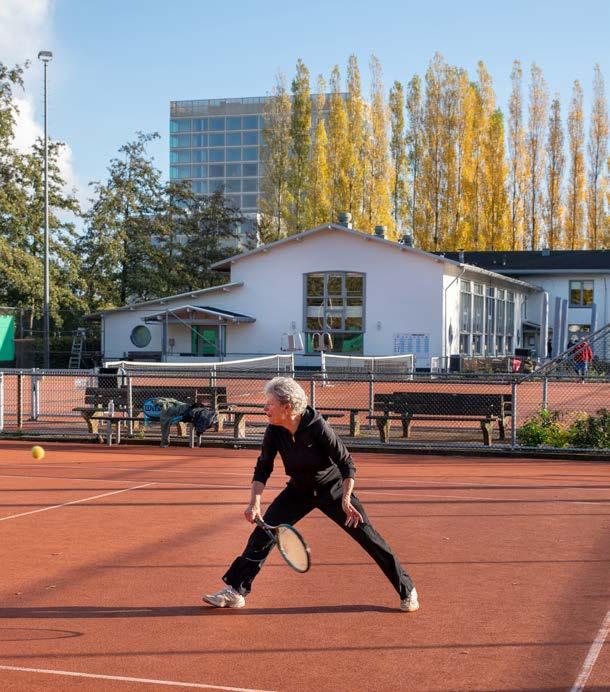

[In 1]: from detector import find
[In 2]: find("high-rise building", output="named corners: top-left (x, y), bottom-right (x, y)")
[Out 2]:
top-left (170, 97), bottom-right (266, 229)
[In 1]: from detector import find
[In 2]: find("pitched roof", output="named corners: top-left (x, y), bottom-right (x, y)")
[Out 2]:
top-left (439, 250), bottom-right (610, 273)
top-left (210, 223), bottom-right (537, 289)
top-left (89, 282), bottom-right (244, 317)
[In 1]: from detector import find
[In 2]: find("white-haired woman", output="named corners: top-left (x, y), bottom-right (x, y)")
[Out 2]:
top-left (203, 376), bottom-right (418, 612)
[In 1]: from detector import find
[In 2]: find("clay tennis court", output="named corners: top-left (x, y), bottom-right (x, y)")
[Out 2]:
top-left (0, 441), bottom-right (608, 691)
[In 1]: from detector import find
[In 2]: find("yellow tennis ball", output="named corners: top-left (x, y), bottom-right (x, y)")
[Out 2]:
top-left (31, 445), bottom-right (45, 460)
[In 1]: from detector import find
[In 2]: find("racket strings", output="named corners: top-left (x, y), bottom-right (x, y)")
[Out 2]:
top-left (276, 525), bottom-right (310, 572)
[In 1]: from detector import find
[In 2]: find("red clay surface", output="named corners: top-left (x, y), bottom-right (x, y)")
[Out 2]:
top-left (0, 441), bottom-right (608, 691)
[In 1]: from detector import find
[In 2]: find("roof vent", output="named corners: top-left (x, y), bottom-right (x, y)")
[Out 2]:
top-left (541, 247), bottom-right (550, 256)
top-left (458, 249), bottom-right (465, 263)
top-left (337, 212), bottom-right (352, 229)
top-left (400, 233), bottom-right (413, 247)
top-left (374, 225), bottom-right (387, 239)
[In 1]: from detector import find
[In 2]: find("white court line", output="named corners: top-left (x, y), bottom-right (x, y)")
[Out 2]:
top-left (0, 665), bottom-right (275, 691)
top-left (0, 471), bottom-right (250, 490)
top-left (571, 610), bottom-right (610, 692)
top-left (0, 483), bottom-right (155, 522)
top-left (359, 489), bottom-right (610, 505)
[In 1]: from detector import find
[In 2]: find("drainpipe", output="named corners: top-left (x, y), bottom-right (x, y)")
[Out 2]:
top-left (443, 265), bottom-right (466, 364)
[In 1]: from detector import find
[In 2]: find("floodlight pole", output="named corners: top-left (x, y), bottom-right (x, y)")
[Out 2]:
top-left (38, 50), bottom-right (53, 369)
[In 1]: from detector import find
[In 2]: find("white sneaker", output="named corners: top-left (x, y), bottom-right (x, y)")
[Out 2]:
top-left (400, 588), bottom-right (419, 612)
top-left (202, 586), bottom-right (246, 609)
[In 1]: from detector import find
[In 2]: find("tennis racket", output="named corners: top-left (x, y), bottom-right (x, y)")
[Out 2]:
top-left (254, 517), bottom-right (311, 573)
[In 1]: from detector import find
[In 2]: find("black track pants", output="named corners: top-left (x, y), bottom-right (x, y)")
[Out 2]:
top-left (222, 482), bottom-right (414, 599)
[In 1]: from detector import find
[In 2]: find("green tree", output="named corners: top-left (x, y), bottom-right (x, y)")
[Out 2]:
top-left (176, 189), bottom-right (245, 290)
top-left (0, 61), bottom-right (84, 333)
top-left (81, 132), bottom-right (166, 307)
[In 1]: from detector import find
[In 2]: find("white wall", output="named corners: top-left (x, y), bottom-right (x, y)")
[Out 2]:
top-left (221, 228), bottom-right (446, 365)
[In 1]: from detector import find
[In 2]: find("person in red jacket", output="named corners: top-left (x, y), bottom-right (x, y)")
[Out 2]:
top-left (572, 336), bottom-right (593, 380)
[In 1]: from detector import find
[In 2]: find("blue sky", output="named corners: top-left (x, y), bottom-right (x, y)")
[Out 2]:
top-left (5, 0), bottom-right (610, 209)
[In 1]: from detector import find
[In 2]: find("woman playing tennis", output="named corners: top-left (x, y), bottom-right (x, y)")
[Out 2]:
top-left (203, 376), bottom-right (419, 612)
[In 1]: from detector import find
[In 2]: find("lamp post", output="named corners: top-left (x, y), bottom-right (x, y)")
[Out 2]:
top-left (37, 50), bottom-right (53, 369)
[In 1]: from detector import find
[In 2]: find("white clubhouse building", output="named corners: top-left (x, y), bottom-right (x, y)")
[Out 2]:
top-left (96, 221), bottom-right (542, 369)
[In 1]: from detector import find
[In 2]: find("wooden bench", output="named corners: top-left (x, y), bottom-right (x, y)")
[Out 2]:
top-left (217, 403), bottom-right (343, 440)
top-left (371, 391), bottom-right (512, 445)
top-left (74, 385), bottom-right (227, 442)
top-left (316, 407), bottom-right (369, 437)
top-left (73, 388), bottom-right (129, 434)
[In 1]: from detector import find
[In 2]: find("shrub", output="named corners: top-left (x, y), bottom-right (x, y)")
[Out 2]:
top-left (517, 409), bottom-right (570, 448)
top-left (568, 409), bottom-right (610, 449)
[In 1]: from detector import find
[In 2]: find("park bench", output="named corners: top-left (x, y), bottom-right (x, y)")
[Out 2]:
top-left (216, 402), bottom-right (343, 439)
top-left (371, 391), bottom-right (512, 445)
top-left (316, 406), bottom-right (369, 437)
top-left (74, 384), bottom-right (227, 443)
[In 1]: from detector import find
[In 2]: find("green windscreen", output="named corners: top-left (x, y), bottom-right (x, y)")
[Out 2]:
top-left (0, 315), bottom-right (15, 361)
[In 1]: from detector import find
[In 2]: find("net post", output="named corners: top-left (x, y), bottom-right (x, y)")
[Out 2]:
top-left (127, 376), bottom-right (134, 436)
top-left (17, 371), bottom-right (23, 429)
top-left (0, 372), bottom-right (4, 432)
top-left (368, 371), bottom-right (374, 427)
top-left (542, 376), bottom-right (548, 410)
top-left (31, 369), bottom-right (41, 421)
top-left (510, 379), bottom-right (518, 449)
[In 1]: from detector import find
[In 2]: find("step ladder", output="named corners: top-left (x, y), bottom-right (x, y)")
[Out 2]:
top-left (68, 328), bottom-right (86, 369)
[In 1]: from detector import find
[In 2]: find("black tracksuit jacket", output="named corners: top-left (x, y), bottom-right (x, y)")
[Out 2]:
top-left (252, 406), bottom-right (355, 492)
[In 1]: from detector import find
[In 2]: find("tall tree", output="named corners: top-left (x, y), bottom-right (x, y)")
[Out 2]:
top-left (526, 63), bottom-right (548, 249)
top-left (483, 109), bottom-right (508, 250)
top-left (508, 60), bottom-right (527, 250)
top-left (82, 132), bottom-right (165, 307)
top-left (406, 75), bottom-right (425, 242)
top-left (565, 81), bottom-right (586, 250)
top-left (422, 53), bottom-right (446, 250)
top-left (587, 64), bottom-right (609, 248)
top-left (307, 76), bottom-right (331, 226)
top-left (326, 66), bottom-right (349, 223)
top-left (345, 55), bottom-right (366, 227)
top-left (0, 61), bottom-right (84, 332)
top-left (287, 59), bottom-right (312, 233)
top-left (177, 189), bottom-right (245, 290)
top-left (367, 56), bottom-right (392, 235)
top-left (259, 74), bottom-right (291, 241)
top-left (389, 80), bottom-right (408, 232)
top-left (545, 96), bottom-right (565, 249)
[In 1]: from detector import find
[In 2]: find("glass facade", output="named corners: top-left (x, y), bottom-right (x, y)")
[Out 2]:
top-left (459, 281), bottom-right (517, 356)
top-left (170, 99), bottom-right (265, 217)
top-left (170, 94), bottom-right (338, 226)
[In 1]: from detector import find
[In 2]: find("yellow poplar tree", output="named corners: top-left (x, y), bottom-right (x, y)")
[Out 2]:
top-left (566, 80), bottom-right (586, 250)
top-left (389, 80), bottom-right (408, 232)
top-left (367, 55), bottom-right (393, 235)
top-left (508, 60), bottom-right (527, 250)
top-left (545, 96), bottom-right (565, 249)
top-left (259, 74), bottom-right (291, 242)
top-left (526, 63), bottom-right (548, 250)
top-left (326, 65), bottom-right (349, 223)
top-left (483, 109), bottom-right (508, 250)
top-left (587, 64), bottom-right (608, 249)
top-left (287, 59), bottom-right (312, 233)
top-left (346, 55), bottom-right (366, 227)
top-left (422, 53), bottom-right (445, 250)
top-left (308, 76), bottom-right (331, 226)
top-left (406, 75), bottom-right (425, 242)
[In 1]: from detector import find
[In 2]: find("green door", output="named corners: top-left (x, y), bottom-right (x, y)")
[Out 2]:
top-left (192, 327), bottom-right (218, 356)
top-left (0, 315), bottom-right (15, 361)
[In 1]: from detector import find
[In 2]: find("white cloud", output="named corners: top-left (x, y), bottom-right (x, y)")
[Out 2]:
top-left (1, 0), bottom-right (84, 210)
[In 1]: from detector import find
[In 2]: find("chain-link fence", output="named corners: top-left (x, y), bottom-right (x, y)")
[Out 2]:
top-left (1, 364), bottom-right (608, 452)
